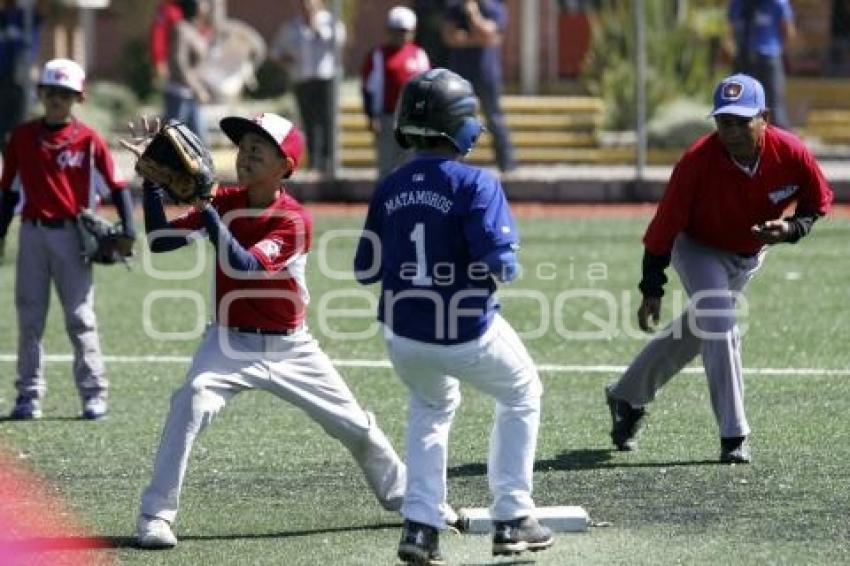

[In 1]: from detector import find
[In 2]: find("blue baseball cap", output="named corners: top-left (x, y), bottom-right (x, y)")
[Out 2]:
top-left (710, 74), bottom-right (766, 118)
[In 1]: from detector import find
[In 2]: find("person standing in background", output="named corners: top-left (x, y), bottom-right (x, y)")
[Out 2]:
top-left (271, 0), bottom-right (345, 175)
top-left (413, 0), bottom-right (451, 69)
top-left (361, 6), bottom-right (430, 178)
top-left (442, 0), bottom-right (516, 173)
top-left (149, 0), bottom-right (183, 85)
top-left (163, 0), bottom-right (211, 142)
top-left (729, 0), bottom-right (796, 129)
top-left (0, 59), bottom-right (136, 420)
top-left (0, 0), bottom-right (41, 152)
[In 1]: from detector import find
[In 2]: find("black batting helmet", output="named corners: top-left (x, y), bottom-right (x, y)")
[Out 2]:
top-left (394, 68), bottom-right (484, 155)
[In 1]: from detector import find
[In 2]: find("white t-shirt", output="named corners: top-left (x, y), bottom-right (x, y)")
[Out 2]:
top-left (271, 10), bottom-right (345, 83)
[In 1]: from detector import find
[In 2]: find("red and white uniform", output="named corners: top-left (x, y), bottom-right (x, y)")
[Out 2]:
top-left (0, 118), bottom-right (125, 408)
top-left (361, 42), bottom-right (430, 177)
top-left (0, 118), bottom-right (126, 218)
top-left (139, 185), bottom-right (407, 525)
top-left (361, 43), bottom-right (430, 118)
top-left (171, 186), bottom-right (311, 330)
top-left (645, 126), bottom-right (833, 256)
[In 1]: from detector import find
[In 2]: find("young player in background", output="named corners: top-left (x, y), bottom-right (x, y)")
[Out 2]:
top-left (361, 5), bottom-right (430, 177)
top-left (354, 68), bottom-right (554, 564)
top-left (0, 58), bottom-right (135, 421)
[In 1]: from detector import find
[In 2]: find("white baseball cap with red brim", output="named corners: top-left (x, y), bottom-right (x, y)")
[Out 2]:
top-left (38, 58), bottom-right (86, 94)
top-left (220, 113), bottom-right (305, 175)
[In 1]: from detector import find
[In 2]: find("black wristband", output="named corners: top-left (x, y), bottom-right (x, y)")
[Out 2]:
top-left (638, 249), bottom-right (671, 298)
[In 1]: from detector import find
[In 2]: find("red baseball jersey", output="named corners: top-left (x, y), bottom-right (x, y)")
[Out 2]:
top-left (0, 119), bottom-right (127, 220)
top-left (644, 126), bottom-right (833, 256)
top-left (171, 186), bottom-right (313, 331)
top-left (361, 42), bottom-right (430, 116)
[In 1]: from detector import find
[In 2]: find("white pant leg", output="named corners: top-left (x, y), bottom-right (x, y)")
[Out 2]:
top-left (261, 329), bottom-right (406, 512)
top-left (385, 332), bottom-right (460, 529)
top-left (140, 327), bottom-right (264, 522)
top-left (386, 314), bottom-right (542, 526)
top-left (454, 316), bottom-right (541, 521)
top-left (14, 223), bottom-right (51, 399)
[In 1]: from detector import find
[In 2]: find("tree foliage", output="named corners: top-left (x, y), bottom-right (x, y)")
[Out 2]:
top-left (582, 0), bottom-right (728, 130)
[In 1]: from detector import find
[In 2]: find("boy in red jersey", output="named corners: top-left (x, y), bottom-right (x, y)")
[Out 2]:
top-left (122, 113), bottom-right (412, 549)
top-left (0, 58), bottom-right (135, 420)
top-left (605, 74), bottom-right (833, 464)
top-left (361, 5), bottom-right (430, 177)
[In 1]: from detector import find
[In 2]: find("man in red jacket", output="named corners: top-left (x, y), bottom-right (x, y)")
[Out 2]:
top-left (605, 74), bottom-right (833, 464)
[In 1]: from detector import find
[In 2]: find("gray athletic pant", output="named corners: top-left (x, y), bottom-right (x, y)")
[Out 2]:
top-left (610, 234), bottom-right (765, 438)
top-left (15, 221), bottom-right (107, 401)
top-left (140, 325), bottom-right (406, 523)
top-left (376, 113), bottom-right (410, 179)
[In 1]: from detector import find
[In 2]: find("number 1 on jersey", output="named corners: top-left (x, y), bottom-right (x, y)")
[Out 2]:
top-left (410, 223), bottom-right (433, 286)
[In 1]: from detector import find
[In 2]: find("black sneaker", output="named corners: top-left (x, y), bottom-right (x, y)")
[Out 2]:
top-left (492, 515), bottom-right (554, 556)
top-left (10, 395), bottom-right (42, 420)
top-left (720, 436), bottom-right (751, 464)
top-left (606, 386), bottom-right (646, 451)
top-left (397, 519), bottom-right (446, 565)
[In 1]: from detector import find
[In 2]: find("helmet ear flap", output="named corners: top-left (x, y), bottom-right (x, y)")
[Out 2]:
top-left (394, 127), bottom-right (412, 149)
top-left (450, 116), bottom-right (484, 155)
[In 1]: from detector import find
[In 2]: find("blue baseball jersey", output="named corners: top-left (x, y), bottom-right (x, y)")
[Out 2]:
top-left (354, 155), bottom-right (518, 345)
top-left (729, 0), bottom-right (793, 58)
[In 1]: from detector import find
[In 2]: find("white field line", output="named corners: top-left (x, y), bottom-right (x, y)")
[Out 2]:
top-left (0, 354), bottom-right (848, 376)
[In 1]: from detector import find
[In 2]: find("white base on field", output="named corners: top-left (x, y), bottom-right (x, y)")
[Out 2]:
top-left (457, 505), bottom-right (589, 533)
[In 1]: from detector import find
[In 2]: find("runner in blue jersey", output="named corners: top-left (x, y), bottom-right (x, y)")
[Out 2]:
top-left (354, 68), bottom-right (553, 565)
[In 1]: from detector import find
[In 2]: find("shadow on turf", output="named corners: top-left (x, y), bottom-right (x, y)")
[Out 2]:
top-left (99, 521), bottom-right (405, 548)
top-left (448, 448), bottom-right (716, 476)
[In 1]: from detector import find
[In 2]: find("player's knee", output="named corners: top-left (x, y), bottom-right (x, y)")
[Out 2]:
top-left (501, 370), bottom-right (543, 408)
top-left (172, 376), bottom-right (225, 420)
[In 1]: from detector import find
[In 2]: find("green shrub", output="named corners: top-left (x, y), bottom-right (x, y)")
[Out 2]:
top-left (582, 1), bottom-right (727, 132)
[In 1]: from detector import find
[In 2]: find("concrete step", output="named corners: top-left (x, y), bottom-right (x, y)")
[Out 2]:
top-left (806, 109), bottom-right (850, 124)
top-left (339, 95), bottom-right (605, 114)
top-left (333, 146), bottom-right (681, 167)
top-left (340, 130), bottom-right (598, 148)
top-left (339, 112), bottom-right (601, 131)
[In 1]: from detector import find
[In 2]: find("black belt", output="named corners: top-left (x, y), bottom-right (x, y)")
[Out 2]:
top-left (28, 218), bottom-right (72, 228)
top-left (736, 251), bottom-right (759, 259)
top-left (233, 325), bottom-right (302, 336)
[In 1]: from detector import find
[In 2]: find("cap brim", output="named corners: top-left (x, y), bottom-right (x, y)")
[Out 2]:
top-left (220, 117), bottom-right (285, 158)
top-left (710, 105), bottom-right (762, 118)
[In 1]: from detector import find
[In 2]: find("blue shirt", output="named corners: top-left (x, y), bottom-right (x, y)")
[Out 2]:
top-left (729, 0), bottom-right (793, 58)
top-left (0, 8), bottom-right (40, 80)
top-left (445, 0), bottom-right (507, 85)
top-left (354, 155), bottom-right (519, 345)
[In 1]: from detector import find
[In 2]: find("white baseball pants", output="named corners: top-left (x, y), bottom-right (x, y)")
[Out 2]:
top-left (611, 234), bottom-right (765, 438)
top-left (140, 325), bottom-right (406, 523)
top-left (384, 314), bottom-right (543, 529)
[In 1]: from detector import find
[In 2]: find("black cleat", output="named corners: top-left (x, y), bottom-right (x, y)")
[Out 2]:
top-left (9, 395), bottom-right (42, 420)
top-left (397, 519), bottom-right (446, 565)
top-left (492, 515), bottom-right (554, 556)
top-left (606, 386), bottom-right (646, 451)
top-left (720, 436), bottom-right (751, 464)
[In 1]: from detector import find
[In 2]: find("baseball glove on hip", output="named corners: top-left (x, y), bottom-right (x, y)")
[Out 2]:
top-left (135, 120), bottom-right (218, 203)
top-left (75, 209), bottom-right (134, 266)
